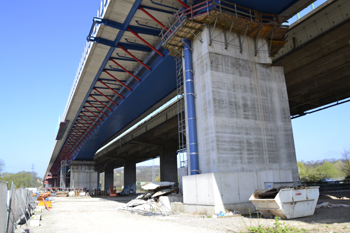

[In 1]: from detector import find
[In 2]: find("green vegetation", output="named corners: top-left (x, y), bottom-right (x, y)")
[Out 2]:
top-left (297, 150), bottom-right (350, 181)
top-left (0, 159), bottom-right (41, 189)
top-left (342, 149), bottom-right (350, 179)
top-left (248, 217), bottom-right (308, 233)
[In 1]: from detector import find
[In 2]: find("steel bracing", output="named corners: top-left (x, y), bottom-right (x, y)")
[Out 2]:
top-left (47, 0), bottom-right (322, 177)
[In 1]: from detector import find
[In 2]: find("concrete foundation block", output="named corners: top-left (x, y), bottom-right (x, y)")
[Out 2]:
top-left (183, 171), bottom-right (292, 215)
top-left (34, 208), bottom-right (42, 213)
top-left (183, 202), bottom-right (255, 216)
top-left (31, 214), bottom-right (42, 220)
top-left (159, 195), bottom-right (184, 212)
top-left (29, 219), bottom-right (40, 227)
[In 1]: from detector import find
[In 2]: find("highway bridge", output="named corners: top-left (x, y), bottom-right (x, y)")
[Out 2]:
top-left (44, 0), bottom-right (350, 214)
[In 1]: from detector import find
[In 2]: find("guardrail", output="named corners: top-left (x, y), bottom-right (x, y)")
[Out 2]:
top-left (61, 0), bottom-right (110, 121)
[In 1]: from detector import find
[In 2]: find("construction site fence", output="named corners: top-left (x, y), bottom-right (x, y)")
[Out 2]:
top-left (0, 182), bottom-right (35, 233)
top-left (302, 180), bottom-right (350, 192)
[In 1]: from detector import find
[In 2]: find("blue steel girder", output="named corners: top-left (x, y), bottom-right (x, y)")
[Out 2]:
top-left (54, 0), bottom-right (145, 168)
top-left (86, 37), bottom-right (152, 52)
top-left (105, 67), bottom-right (133, 73)
top-left (93, 17), bottom-right (161, 36)
top-left (111, 55), bottom-right (136, 62)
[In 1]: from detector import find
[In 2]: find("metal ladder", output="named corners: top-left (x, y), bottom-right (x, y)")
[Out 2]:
top-left (176, 56), bottom-right (187, 167)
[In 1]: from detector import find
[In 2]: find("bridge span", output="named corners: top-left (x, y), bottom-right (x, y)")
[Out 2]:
top-left (44, 0), bottom-right (350, 214)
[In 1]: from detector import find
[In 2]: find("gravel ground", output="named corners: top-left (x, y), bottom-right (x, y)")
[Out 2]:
top-left (21, 191), bottom-right (350, 233)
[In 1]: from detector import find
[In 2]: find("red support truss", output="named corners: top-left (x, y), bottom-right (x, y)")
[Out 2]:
top-left (127, 28), bottom-right (164, 57)
top-left (89, 95), bottom-right (112, 112)
top-left (86, 102), bottom-right (108, 117)
top-left (117, 44), bottom-right (151, 71)
top-left (93, 88), bottom-right (118, 106)
top-left (97, 80), bottom-right (125, 99)
top-left (103, 70), bottom-right (132, 91)
top-left (109, 59), bottom-right (141, 82)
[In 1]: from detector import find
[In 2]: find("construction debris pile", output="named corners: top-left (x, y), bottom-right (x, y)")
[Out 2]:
top-left (316, 202), bottom-right (350, 208)
top-left (119, 182), bottom-right (178, 215)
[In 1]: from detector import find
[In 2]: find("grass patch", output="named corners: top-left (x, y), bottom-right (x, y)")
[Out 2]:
top-left (247, 216), bottom-right (308, 233)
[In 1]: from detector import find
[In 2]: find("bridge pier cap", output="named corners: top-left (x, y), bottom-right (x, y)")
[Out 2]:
top-left (182, 26), bottom-right (298, 214)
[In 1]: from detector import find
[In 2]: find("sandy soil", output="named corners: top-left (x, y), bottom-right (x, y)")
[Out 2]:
top-left (21, 191), bottom-right (350, 233)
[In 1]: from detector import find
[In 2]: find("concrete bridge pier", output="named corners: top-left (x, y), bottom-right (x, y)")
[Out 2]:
top-left (104, 166), bottom-right (114, 191)
top-left (70, 161), bottom-right (98, 190)
top-left (160, 146), bottom-right (178, 183)
top-left (182, 26), bottom-right (299, 215)
top-left (124, 159), bottom-right (136, 193)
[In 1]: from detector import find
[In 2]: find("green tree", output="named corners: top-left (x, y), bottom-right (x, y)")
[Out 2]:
top-left (316, 161), bottom-right (343, 178)
top-left (297, 161), bottom-right (307, 180)
top-left (0, 171), bottom-right (41, 189)
top-left (342, 149), bottom-right (350, 179)
top-left (155, 175), bottom-right (160, 182)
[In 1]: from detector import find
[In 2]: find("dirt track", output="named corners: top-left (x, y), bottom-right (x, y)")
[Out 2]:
top-left (23, 191), bottom-right (350, 233)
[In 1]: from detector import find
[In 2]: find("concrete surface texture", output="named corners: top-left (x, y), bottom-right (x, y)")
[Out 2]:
top-left (160, 147), bottom-right (178, 183)
top-left (70, 161), bottom-right (98, 189)
top-left (273, 0), bottom-right (350, 116)
top-left (124, 159), bottom-right (136, 191)
top-left (104, 166), bottom-right (114, 190)
top-left (191, 27), bottom-right (298, 177)
top-left (182, 27), bottom-right (299, 214)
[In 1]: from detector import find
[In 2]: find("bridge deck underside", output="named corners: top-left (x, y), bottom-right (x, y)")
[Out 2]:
top-left (273, 19), bottom-right (350, 116)
top-left (47, 0), bottom-right (323, 176)
top-left (94, 114), bottom-right (178, 171)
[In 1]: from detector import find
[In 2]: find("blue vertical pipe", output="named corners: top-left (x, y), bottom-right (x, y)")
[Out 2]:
top-left (183, 39), bottom-right (199, 175)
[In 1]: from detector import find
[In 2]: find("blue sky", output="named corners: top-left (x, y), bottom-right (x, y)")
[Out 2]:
top-left (0, 0), bottom-right (348, 178)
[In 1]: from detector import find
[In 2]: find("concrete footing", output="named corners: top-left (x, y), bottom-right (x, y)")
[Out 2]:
top-left (183, 171), bottom-right (293, 215)
top-left (159, 195), bottom-right (184, 212)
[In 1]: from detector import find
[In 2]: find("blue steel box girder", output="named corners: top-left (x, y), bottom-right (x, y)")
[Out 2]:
top-left (51, 0), bottom-right (304, 174)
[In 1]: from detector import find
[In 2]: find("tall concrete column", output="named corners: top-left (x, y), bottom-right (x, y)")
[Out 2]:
top-left (104, 166), bottom-right (114, 191)
top-left (183, 26), bottom-right (299, 215)
top-left (97, 172), bottom-right (100, 188)
top-left (124, 159), bottom-right (136, 192)
top-left (160, 146), bottom-right (178, 183)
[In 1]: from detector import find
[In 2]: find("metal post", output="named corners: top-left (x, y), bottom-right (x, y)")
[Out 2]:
top-left (183, 39), bottom-right (199, 175)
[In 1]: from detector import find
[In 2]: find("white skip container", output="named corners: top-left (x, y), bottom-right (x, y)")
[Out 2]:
top-left (249, 186), bottom-right (319, 219)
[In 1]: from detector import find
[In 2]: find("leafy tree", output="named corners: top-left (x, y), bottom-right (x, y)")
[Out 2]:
top-left (0, 171), bottom-right (41, 189)
top-left (342, 149), bottom-right (350, 178)
top-left (297, 159), bottom-right (346, 181)
top-left (155, 175), bottom-right (160, 182)
top-left (297, 162), bottom-right (307, 179)
top-left (316, 161), bottom-right (339, 178)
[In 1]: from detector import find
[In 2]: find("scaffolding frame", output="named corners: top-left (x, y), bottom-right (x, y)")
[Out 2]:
top-left (175, 56), bottom-right (187, 168)
top-left (161, 0), bottom-right (288, 57)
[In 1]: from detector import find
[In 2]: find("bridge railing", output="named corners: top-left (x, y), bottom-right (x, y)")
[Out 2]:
top-left (61, 0), bottom-right (110, 121)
